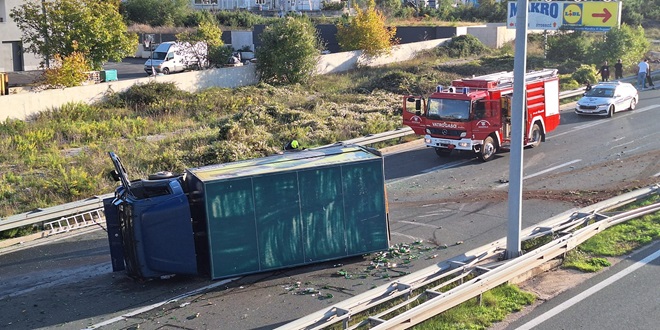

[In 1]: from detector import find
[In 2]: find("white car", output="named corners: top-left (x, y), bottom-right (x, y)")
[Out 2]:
top-left (575, 82), bottom-right (639, 117)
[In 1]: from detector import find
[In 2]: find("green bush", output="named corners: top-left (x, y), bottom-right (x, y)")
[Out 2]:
top-left (438, 34), bottom-right (491, 58)
top-left (572, 65), bottom-right (598, 84)
top-left (215, 10), bottom-right (266, 28)
top-left (118, 81), bottom-right (190, 112)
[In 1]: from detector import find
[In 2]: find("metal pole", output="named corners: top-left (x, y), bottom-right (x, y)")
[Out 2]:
top-left (41, 0), bottom-right (50, 68)
top-left (505, 0), bottom-right (529, 260)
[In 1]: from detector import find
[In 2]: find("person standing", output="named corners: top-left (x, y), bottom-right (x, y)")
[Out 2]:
top-left (637, 58), bottom-right (650, 90)
top-left (599, 61), bottom-right (610, 82)
top-left (645, 59), bottom-right (655, 90)
top-left (614, 59), bottom-right (623, 80)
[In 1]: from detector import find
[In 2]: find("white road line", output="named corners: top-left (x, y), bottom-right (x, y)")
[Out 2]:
top-left (85, 277), bottom-right (239, 329)
top-left (417, 212), bottom-right (451, 218)
top-left (496, 159), bottom-right (581, 189)
top-left (390, 232), bottom-right (423, 242)
top-left (387, 159), bottom-right (473, 185)
top-left (396, 220), bottom-right (441, 228)
top-left (611, 140), bottom-right (635, 150)
top-left (515, 248), bottom-right (660, 330)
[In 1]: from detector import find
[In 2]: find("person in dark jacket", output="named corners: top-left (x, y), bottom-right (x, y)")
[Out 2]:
top-left (599, 61), bottom-right (610, 82)
top-left (645, 59), bottom-right (656, 89)
top-left (614, 59), bottom-right (623, 80)
top-left (284, 140), bottom-right (302, 151)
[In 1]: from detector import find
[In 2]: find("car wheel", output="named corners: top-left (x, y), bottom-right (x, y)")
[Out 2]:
top-left (479, 136), bottom-right (497, 162)
top-left (162, 68), bottom-right (170, 75)
top-left (629, 98), bottom-right (637, 110)
top-left (435, 147), bottom-right (452, 157)
top-left (606, 105), bottom-right (614, 118)
top-left (529, 123), bottom-right (542, 148)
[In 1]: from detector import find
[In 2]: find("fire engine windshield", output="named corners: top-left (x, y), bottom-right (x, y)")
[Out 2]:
top-left (427, 98), bottom-right (471, 122)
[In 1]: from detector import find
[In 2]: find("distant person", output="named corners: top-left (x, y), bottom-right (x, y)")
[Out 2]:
top-left (614, 59), bottom-right (623, 80)
top-left (585, 81), bottom-right (592, 93)
top-left (284, 140), bottom-right (303, 151)
top-left (637, 58), bottom-right (650, 90)
top-left (598, 61), bottom-right (610, 82)
top-left (644, 58), bottom-right (655, 90)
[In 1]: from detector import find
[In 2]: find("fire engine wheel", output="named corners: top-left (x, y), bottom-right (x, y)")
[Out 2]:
top-left (479, 136), bottom-right (497, 162)
top-left (606, 105), bottom-right (614, 118)
top-left (435, 148), bottom-right (452, 157)
top-left (162, 68), bottom-right (170, 75)
top-left (529, 123), bottom-right (542, 148)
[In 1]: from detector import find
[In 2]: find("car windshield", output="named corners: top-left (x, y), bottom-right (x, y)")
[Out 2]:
top-left (427, 98), bottom-right (471, 121)
top-left (151, 51), bottom-right (167, 61)
top-left (585, 87), bottom-right (614, 98)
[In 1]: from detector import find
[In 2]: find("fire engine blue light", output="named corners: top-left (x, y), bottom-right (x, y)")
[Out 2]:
top-left (436, 85), bottom-right (443, 92)
top-left (463, 87), bottom-right (470, 94)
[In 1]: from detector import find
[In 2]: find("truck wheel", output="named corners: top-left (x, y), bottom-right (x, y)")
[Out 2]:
top-left (435, 148), bottom-right (452, 157)
top-left (606, 105), bottom-right (614, 118)
top-left (479, 136), bottom-right (497, 162)
top-left (162, 68), bottom-right (170, 75)
top-left (529, 123), bottom-right (542, 148)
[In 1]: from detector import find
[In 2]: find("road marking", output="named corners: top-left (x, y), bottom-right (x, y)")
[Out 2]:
top-left (496, 159), bottom-right (582, 189)
top-left (514, 247), bottom-right (660, 330)
top-left (396, 220), bottom-right (442, 228)
top-left (85, 277), bottom-right (239, 329)
top-left (390, 232), bottom-right (424, 242)
top-left (387, 159), bottom-right (474, 185)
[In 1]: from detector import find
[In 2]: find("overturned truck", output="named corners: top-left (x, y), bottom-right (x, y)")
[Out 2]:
top-left (104, 144), bottom-right (390, 280)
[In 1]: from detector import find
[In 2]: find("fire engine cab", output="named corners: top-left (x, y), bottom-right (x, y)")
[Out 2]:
top-left (403, 69), bottom-right (560, 161)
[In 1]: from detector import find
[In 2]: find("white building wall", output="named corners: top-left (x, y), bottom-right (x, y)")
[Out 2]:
top-left (0, 0), bottom-right (43, 72)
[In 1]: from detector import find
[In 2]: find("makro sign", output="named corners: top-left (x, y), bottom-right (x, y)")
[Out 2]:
top-left (507, 1), bottom-right (621, 31)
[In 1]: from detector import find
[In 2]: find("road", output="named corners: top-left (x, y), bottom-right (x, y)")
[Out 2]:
top-left (0, 88), bottom-right (659, 330)
top-left (509, 240), bottom-right (660, 330)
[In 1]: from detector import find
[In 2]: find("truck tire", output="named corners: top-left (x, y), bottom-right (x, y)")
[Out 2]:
top-left (479, 136), bottom-right (497, 162)
top-left (162, 68), bottom-right (170, 75)
top-left (435, 147), bottom-right (452, 157)
top-left (529, 123), bottom-right (542, 148)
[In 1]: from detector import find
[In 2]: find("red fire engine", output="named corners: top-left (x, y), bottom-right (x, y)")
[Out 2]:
top-left (402, 69), bottom-right (560, 161)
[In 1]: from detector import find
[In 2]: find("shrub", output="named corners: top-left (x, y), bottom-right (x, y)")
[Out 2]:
top-left (43, 48), bottom-right (91, 88)
top-left (438, 34), bottom-right (491, 58)
top-left (572, 65), bottom-right (598, 84)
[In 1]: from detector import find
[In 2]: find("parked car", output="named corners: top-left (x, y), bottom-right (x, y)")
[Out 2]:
top-left (575, 81), bottom-right (638, 117)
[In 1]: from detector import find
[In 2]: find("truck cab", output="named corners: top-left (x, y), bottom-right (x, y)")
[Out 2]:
top-left (144, 42), bottom-right (186, 75)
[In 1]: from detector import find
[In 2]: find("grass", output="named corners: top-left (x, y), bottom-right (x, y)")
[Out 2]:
top-left (413, 285), bottom-right (536, 330)
top-left (562, 195), bottom-right (660, 272)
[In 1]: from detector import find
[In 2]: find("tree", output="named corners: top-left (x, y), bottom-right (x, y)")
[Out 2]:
top-left (121, 0), bottom-right (192, 27)
top-left (10, 0), bottom-right (137, 70)
top-left (546, 30), bottom-right (593, 64)
top-left (592, 24), bottom-right (649, 70)
top-left (255, 16), bottom-right (322, 85)
top-left (176, 20), bottom-right (225, 69)
top-left (336, 0), bottom-right (397, 57)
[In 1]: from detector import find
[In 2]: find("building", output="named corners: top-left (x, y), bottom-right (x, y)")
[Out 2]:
top-left (192, 0), bottom-right (327, 12)
top-left (0, 0), bottom-right (40, 72)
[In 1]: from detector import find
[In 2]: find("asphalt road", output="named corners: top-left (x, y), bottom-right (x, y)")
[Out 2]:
top-left (508, 240), bottom-right (660, 330)
top-left (0, 87), bottom-right (659, 330)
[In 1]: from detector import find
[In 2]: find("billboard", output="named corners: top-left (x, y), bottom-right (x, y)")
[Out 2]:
top-left (507, 1), bottom-right (622, 32)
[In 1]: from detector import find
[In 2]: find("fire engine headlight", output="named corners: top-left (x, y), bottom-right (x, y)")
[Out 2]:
top-left (460, 132), bottom-right (467, 138)
top-left (425, 137), bottom-right (431, 144)
top-left (458, 142), bottom-right (469, 147)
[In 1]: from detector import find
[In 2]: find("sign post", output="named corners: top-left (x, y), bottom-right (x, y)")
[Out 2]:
top-left (144, 34), bottom-right (155, 76)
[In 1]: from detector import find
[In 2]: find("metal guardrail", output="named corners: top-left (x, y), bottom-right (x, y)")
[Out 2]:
top-left (0, 74), bottom-right (656, 235)
top-left (0, 193), bottom-right (112, 233)
top-left (277, 184), bottom-right (660, 330)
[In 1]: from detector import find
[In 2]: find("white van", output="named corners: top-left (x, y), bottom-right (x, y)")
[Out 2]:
top-left (144, 42), bottom-right (207, 75)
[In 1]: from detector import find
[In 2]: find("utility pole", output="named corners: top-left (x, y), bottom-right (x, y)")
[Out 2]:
top-left (505, 0), bottom-right (529, 260)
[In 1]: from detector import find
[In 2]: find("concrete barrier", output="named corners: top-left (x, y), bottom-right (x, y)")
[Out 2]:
top-left (1, 38), bottom-right (451, 121)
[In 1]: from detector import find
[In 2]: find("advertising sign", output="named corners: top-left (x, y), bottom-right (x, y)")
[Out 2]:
top-left (508, 1), bottom-right (622, 32)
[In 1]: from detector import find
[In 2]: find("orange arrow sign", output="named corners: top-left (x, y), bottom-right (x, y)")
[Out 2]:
top-left (592, 8), bottom-right (612, 23)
